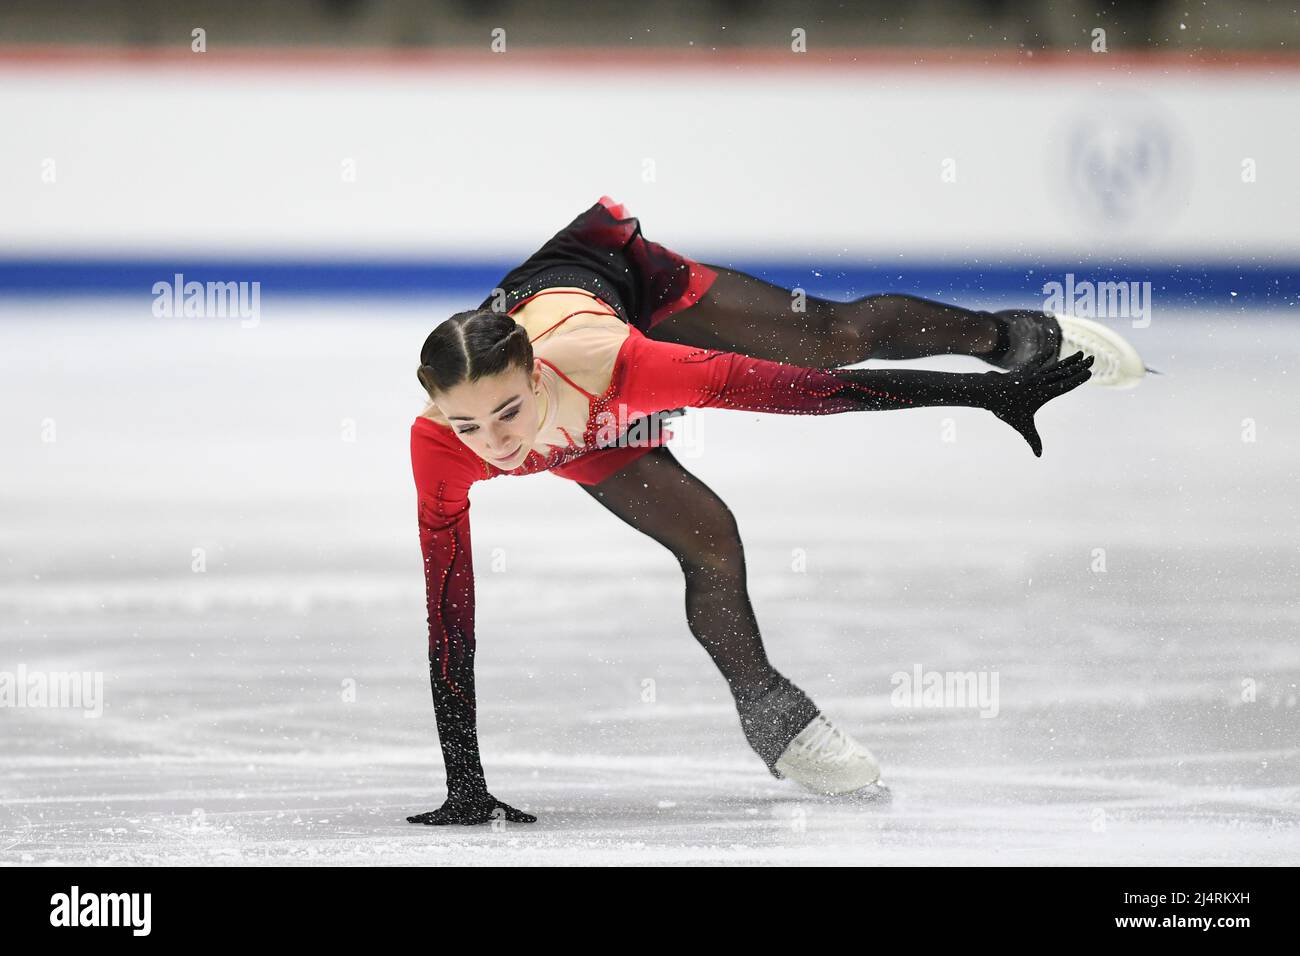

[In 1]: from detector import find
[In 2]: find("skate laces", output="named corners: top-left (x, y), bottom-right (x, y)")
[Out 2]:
top-left (1057, 318), bottom-right (1121, 383)
top-left (792, 717), bottom-right (860, 766)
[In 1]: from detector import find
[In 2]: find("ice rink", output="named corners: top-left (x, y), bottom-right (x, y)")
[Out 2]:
top-left (1, 297), bottom-right (1297, 866)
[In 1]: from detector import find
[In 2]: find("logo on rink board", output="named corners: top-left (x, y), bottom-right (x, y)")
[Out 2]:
top-left (1051, 92), bottom-right (1191, 236)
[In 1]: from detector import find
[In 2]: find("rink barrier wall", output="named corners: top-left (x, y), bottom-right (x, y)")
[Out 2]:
top-left (3, 46), bottom-right (1297, 303)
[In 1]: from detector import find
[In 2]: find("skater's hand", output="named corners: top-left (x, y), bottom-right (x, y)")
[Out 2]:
top-left (406, 789), bottom-right (537, 826)
top-left (978, 351), bottom-right (1093, 457)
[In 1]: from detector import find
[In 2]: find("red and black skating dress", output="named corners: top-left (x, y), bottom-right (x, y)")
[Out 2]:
top-left (413, 274), bottom-right (934, 709)
top-left (408, 195), bottom-right (1030, 798)
top-left (409, 196), bottom-right (1093, 801)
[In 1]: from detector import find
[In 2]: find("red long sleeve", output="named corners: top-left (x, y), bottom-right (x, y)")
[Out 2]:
top-left (610, 328), bottom-right (940, 419)
top-left (410, 418), bottom-right (500, 793)
top-left (410, 419), bottom-right (488, 703)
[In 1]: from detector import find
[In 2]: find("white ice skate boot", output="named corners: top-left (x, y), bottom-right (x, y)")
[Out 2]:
top-left (773, 714), bottom-right (882, 796)
top-left (991, 309), bottom-right (1152, 389)
top-left (1054, 313), bottom-right (1149, 389)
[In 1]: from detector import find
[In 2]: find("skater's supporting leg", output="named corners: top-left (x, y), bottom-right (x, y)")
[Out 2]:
top-left (646, 264), bottom-right (1006, 367)
top-left (578, 445), bottom-right (819, 772)
top-left (579, 444), bottom-right (773, 693)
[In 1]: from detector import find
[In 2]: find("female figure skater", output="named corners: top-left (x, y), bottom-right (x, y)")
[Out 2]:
top-left (406, 196), bottom-right (1146, 826)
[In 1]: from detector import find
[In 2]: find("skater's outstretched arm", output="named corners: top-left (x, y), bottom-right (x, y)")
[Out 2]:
top-left (407, 425), bottom-right (536, 825)
top-left (617, 334), bottom-right (1094, 457)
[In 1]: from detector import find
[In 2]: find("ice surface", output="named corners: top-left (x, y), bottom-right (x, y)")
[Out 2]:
top-left (1, 298), bottom-right (1297, 865)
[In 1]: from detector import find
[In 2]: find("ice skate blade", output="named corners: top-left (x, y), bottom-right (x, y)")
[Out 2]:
top-left (789, 779), bottom-right (892, 805)
top-left (844, 780), bottom-right (892, 804)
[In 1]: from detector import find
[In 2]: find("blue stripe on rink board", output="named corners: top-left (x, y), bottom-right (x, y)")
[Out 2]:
top-left (0, 257), bottom-right (1295, 306)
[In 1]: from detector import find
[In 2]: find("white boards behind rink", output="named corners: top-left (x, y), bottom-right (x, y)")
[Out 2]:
top-left (1, 49), bottom-right (1295, 267)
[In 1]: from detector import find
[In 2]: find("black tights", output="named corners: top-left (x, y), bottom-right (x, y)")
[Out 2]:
top-left (581, 444), bottom-right (769, 693)
top-left (580, 265), bottom-right (1005, 769)
top-left (647, 263), bottom-right (1004, 367)
top-left (580, 443), bottom-right (820, 772)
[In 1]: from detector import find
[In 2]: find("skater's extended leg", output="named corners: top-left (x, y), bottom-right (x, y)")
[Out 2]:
top-left (647, 264), bottom-right (1005, 367)
top-left (577, 445), bottom-right (820, 773)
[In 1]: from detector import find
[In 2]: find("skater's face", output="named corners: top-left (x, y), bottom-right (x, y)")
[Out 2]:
top-left (434, 362), bottom-right (546, 468)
